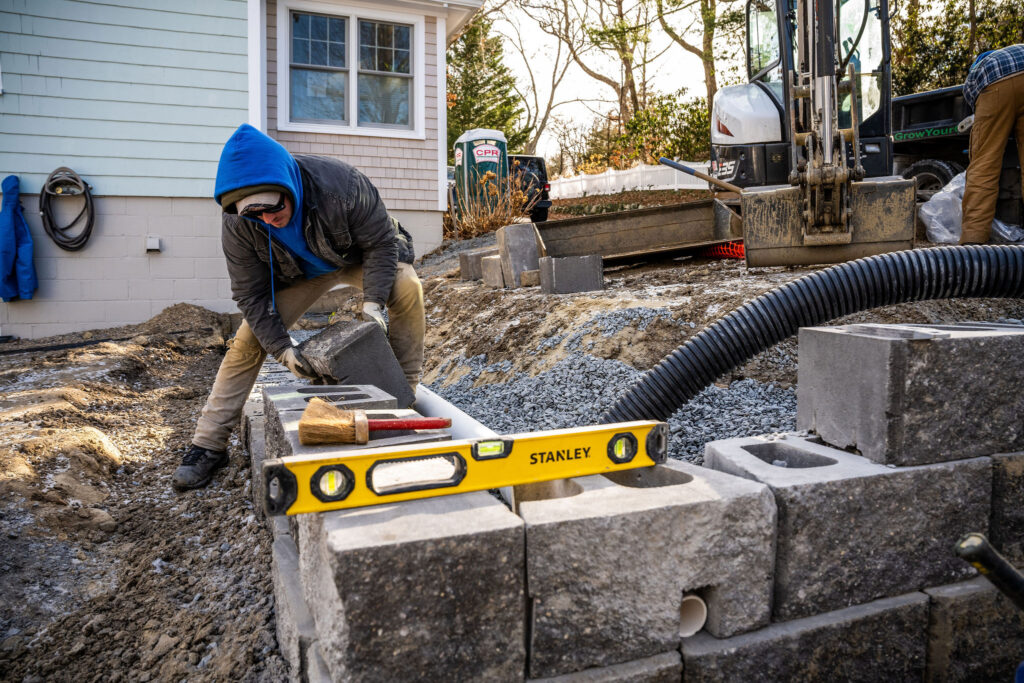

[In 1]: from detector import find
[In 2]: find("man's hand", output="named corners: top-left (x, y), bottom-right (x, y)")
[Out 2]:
top-left (277, 347), bottom-right (318, 380)
top-left (362, 302), bottom-right (387, 333)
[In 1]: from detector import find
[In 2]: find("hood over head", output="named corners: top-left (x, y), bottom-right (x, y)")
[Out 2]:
top-left (214, 124), bottom-right (303, 221)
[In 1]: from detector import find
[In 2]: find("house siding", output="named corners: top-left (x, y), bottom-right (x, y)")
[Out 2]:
top-left (0, 0), bottom-right (249, 197)
top-left (266, 0), bottom-right (444, 254)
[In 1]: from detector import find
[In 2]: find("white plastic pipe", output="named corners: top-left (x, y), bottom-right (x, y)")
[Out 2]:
top-left (679, 593), bottom-right (708, 638)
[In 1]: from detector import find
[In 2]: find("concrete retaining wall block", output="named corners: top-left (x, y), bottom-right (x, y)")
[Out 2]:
top-left (705, 433), bottom-right (989, 621)
top-left (497, 223), bottom-right (542, 288)
top-left (295, 493), bottom-right (526, 681)
top-left (482, 254), bottom-right (506, 288)
top-left (797, 323), bottom-right (1024, 465)
top-left (991, 452), bottom-right (1024, 565)
top-left (681, 593), bottom-right (929, 681)
top-left (538, 255), bottom-right (603, 294)
top-left (925, 576), bottom-right (1024, 681)
top-left (272, 536), bottom-right (318, 683)
top-left (529, 651), bottom-right (681, 682)
top-left (518, 460), bottom-right (776, 678)
top-left (459, 246), bottom-right (499, 280)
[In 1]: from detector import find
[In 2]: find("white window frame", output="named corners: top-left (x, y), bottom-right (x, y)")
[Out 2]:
top-left (277, 0), bottom-right (426, 139)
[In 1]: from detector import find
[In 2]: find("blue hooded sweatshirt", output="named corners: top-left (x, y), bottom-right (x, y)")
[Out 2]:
top-left (214, 124), bottom-right (333, 278)
top-left (0, 175), bottom-right (38, 302)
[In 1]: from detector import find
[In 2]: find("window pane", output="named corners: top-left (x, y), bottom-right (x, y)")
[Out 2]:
top-left (377, 24), bottom-right (393, 48)
top-left (359, 46), bottom-right (373, 70)
top-left (394, 25), bottom-right (410, 50)
top-left (293, 37), bottom-right (310, 64)
top-left (377, 49), bottom-right (392, 72)
top-left (311, 15), bottom-right (328, 41)
top-left (360, 21), bottom-right (374, 46)
top-left (329, 18), bottom-right (345, 42)
top-left (329, 41), bottom-right (346, 68)
top-left (293, 13), bottom-right (310, 38)
top-left (292, 68), bottom-right (347, 122)
top-left (395, 49), bottom-right (410, 73)
top-left (358, 74), bottom-right (410, 126)
top-left (310, 39), bottom-right (328, 65)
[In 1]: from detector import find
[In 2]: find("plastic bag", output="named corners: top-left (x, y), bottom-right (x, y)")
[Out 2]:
top-left (992, 217), bottom-right (1024, 244)
top-left (919, 172), bottom-right (966, 244)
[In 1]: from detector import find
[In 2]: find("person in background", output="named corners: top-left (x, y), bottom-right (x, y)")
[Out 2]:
top-left (960, 44), bottom-right (1024, 244)
top-left (172, 123), bottom-right (424, 491)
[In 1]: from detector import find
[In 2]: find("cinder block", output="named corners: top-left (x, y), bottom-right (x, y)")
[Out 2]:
top-left (704, 433), bottom-right (989, 621)
top-left (992, 452), bottom-right (1024, 564)
top-left (539, 255), bottom-right (603, 294)
top-left (797, 323), bottom-right (1024, 465)
top-left (262, 384), bottom-right (398, 413)
top-left (925, 576), bottom-right (1024, 682)
top-left (529, 651), bottom-right (681, 682)
top-left (481, 255), bottom-right (505, 288)
top-left (497, 223), bottom-right (542, 287)
top-left (459, 246), bottom-right (499, 280)
top-left (298, 321), bottom-right (415, 408)
top-left (295, 492), bottom-right (526, 680)
top-left (272, 536), bottom-right (318, 683)
top-left (681, 593), bottom-right (929, 681)
top-left (519, 460), bottom-right (776, 678)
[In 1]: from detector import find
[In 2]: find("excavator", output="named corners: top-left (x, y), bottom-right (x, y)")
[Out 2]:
top-left (706, 0), bottom-right (917, 266)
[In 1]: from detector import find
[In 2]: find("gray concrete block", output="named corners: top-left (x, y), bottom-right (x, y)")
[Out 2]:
top-left (519, 460), bottom-right (776, 678)
top-left (459, 246), bottom-right (499, 280)
top-left (272, 536), bottom-right (318, 683)
top-left (295, 492), bottom-right (526, 681)
top-left (498, 222), bottom-right (542, 287)
top-left (705, 433), bottom-right (989, 621)
top-left (530, 651), bottom-right (681, 683)
top-left (305, 643), bottom-right (331, 683)
top-left (539, 255), bottom-right (603, 294)
top-left (481, 254), bottom-right (505, 288)
top-left (992, 452), bottom-right (1024, 565)
top-left (681, 593), bottom-right (929, 682)
top-left (242, 406), bottom-right (268, 523)
top-left (925, 576), bottom-right (1024, 682)
top-left (797, 323), bottom-right (1024, 465)
top-left (298, 321), bottom-right (415, 408)
top-left (521, 268), bottom-right (540, 287)
top-left (262, 384), bottom-right (398, 413)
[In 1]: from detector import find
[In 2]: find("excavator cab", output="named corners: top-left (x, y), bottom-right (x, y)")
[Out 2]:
top-left (711, 0), bottom-right (916, 266)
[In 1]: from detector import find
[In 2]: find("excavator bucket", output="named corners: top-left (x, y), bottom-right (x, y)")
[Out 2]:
top-left (740, 176), bottom-right (917, 267)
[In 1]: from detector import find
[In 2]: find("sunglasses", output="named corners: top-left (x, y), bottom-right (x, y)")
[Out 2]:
top-left (240, 194), bottom-right (287, 218)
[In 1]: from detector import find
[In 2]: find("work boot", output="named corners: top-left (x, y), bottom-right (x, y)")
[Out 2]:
top-left (172, 445), bottom-right (228, 491)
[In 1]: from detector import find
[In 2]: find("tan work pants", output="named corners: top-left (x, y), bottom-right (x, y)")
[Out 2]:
top-left (192, 262), bottom-right (424, 451)
top-left (961, 70), bottom-right (1024, 243)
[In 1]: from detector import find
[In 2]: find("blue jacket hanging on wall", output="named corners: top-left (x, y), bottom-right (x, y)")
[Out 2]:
top-left (1, 175), bottom-right (39, 301)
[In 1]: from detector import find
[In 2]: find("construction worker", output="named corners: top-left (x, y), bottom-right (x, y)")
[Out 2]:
top-left (172, 123), bottom-right (425, 491)
top-left (960, 43), bottom-right (1024, 244)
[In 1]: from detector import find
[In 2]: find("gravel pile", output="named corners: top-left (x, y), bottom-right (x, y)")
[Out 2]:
top-left (429, 351), bottom-right (796, 462)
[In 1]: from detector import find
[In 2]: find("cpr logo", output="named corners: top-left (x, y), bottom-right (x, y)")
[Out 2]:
top-left (473, 144), bottom-right (500, 162)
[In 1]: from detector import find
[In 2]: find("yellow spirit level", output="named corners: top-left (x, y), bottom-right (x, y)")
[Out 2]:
top-left (263, 421), bottom-right (668, 515)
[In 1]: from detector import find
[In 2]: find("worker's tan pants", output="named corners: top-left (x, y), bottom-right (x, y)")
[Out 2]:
top-left (961, 71), bottom-right (1024, 243)
top-left (191, 262), bottom-right (424, 452)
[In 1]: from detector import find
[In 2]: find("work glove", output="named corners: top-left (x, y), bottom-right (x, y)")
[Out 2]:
top-left (277, 346), bottom-right (318, 380)
top-left (957, 114), bottom-right (974, 134)
top-left (362, 301), bottom-right (388, 334)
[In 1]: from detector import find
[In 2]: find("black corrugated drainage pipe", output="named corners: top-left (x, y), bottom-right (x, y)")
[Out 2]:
top-left (600, 245), bottom-right (1024, 424)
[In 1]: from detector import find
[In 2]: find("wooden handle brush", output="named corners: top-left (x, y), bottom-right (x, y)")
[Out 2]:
top-left (298, 397), bottom-right (452, 445)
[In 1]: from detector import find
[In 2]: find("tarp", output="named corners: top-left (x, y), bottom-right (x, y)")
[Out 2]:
top-left (0, 175), bottom-right (38, 302)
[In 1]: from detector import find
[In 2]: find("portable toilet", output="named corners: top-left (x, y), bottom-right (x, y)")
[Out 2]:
top-left (453, 129), bottom-right (508, 217)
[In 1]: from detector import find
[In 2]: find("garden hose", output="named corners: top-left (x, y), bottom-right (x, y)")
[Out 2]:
top-left (601, 245), bottom-right (1024, 423)
top-left (39, 167), bottom-right (95, 251)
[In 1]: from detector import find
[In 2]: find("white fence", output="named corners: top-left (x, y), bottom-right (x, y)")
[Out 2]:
top-left (549, 161), bottom-right (710, 199)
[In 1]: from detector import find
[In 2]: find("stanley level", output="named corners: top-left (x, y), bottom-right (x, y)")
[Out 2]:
top-left (263, 421), bottom-right (668, 516)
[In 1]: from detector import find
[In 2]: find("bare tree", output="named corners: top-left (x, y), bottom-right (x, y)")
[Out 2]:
top-left (655, 0), bottom-right (743, 113)
top-left (516, 0), bottom-right (664, 125)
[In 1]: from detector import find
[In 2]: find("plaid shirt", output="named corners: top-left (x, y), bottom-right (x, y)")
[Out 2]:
top-left (963, 44), bottom-right (1024, 110)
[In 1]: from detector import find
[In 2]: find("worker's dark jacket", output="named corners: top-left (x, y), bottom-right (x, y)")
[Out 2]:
top-left (216, 125), bottom-right (413, 359)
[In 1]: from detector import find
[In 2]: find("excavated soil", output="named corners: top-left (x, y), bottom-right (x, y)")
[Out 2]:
top-left (3, 247), bottom-right (1024, 680)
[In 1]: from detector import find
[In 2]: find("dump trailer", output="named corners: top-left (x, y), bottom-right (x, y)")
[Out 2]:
top-left (708, 0), bottom-right (917, 267)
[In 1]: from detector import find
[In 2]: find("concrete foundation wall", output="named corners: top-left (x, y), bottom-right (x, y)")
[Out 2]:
top-left (2, 195), bottom-right (234, 339)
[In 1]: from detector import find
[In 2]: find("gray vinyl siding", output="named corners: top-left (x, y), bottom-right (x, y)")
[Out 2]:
top-left (0, 0), bottom-right (248, 197)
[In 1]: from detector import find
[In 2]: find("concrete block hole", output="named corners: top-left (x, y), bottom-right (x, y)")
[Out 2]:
top-left (603, 466), bottom-right (693, 488)
top-left (743, 442), bottom-right (838, 468)
top-left (680, 591), bottom-right (710, 638)
top-left (515, 479), bottom-right (583, 506)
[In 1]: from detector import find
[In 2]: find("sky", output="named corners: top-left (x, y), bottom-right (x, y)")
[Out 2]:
top-left (489, 4), bottom-right (739, 159)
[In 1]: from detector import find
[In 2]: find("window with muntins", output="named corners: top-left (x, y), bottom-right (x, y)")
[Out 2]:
top-left (287, 8), bottom-right (415, 132)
